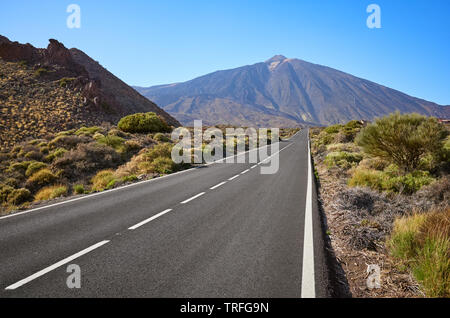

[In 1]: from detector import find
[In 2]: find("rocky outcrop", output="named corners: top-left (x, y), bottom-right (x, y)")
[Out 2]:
top-left (0, 35), bottom-right (179, 127)
top-left (0, 35), bottom-right (180, 149)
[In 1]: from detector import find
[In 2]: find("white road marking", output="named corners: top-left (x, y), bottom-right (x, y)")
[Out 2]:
top-left (180, 192), bottom-right (205, 204)
top-left (241, 169), bottom-right (250, 174)
top-left (5, 240), bottom-right (110, 290)
top-left (228, 175), bottom-right (240, 181)
top-left (259, 143), bottom-right (293, 164)
top-left (210, 181), bottom-right (227, 190)
top-left (301, 129), bottom-right (316, 298)
top-left (250, 165), bottom-right (257, 169)
top-left (128, 209), bottom-right (173, 230)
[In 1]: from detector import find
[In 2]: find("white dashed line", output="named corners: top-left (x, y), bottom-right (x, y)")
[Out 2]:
top-left (210, 182), bottom-right (227, 190)
top-left (241, 169), bottom-right (250, 174)
top-left (128, 209), bottom-right (173, 230)
top-left (180, 192), bottom-right (205, 204)
top-left (250, 165), bottom-right (257, 169)
top-left (5, 240), bottom-right (110, 290)
top-left (228, 175), bottom-right (240, 181)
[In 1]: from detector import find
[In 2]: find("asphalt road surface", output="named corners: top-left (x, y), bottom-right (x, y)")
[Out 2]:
top-left (0, 129), bottom-right (328, 298)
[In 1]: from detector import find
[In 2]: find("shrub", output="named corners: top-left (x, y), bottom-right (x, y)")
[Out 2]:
top-left (73, 184), bottom-right (85, 195)
top-left (45, 148), bottom-right (67, 162)
top-left (25, 162), bottom-right (47, 177)
top-left (348, 169), bottom-right (385, 191)
top-left (324, 151), bottom-right (363, 169)
top-left (26, 168), bottom-right (57, 189)
top-left (35, 185), bottom-right (68, 201)
top-left (75, 126), bottom-right (102, 136)
top-left (323, 125), bottom-right (342, 134)
top-left (53, 142), bottom-right (121, 179)
top-left (148, 157), bottom-right (176, 174)
top-left (356, 112), bottom-right (448, 172)
top-left (7, 161), bottom-right (33, 173)
top-left (118, 112), bottom-right (171, 134)
top-left (7, 188), bottom-right (32, 205)
top-left (144, 143), bottom-right (173, 161)
top-left (349, 168), bottom-right (435, 194)
top-left (96, 135), bottom-right (125, 152)
top-left (154, 133), bottom-right (171, 142)
top-left (91, 170), bottom-right (117, 192)
top-left (0, 184), bottom-right (14, 203)
top-left (384, 171), bottom-right (435, 195)
top-left (49, 135), bottom-right (90, 150)
top-left (388, 209), bottom-right (450, 297)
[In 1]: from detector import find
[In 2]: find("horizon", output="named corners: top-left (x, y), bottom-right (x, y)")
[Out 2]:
top-left (1, 0), bottom-right (449, 105)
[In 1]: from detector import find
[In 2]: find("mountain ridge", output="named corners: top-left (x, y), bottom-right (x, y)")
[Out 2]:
top-left (135, 55), bottom-right (449, 127)
top-left (0, 35), bottom-right (179, 149)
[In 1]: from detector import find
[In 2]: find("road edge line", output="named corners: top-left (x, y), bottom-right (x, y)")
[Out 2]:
top-left (301, 129), bottom-right (316, 298)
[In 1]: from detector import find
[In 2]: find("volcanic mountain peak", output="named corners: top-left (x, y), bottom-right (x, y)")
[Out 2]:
top-left (136, 56), bottom-right (449, 127)
top-left (265, 55), bottom-right (288, 63)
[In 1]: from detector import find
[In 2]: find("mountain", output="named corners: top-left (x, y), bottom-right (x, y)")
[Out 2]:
top-left (0, 36), bottom-right (179, 150)
top-left (135, 55), bottom-right (450, 127)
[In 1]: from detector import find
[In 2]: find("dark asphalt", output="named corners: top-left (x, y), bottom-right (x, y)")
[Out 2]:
top-left (0, 130), bottom-right (328, 297)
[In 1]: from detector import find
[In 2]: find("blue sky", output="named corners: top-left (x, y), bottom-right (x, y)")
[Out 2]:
top-left (1, 0), bottom-right (449, 105)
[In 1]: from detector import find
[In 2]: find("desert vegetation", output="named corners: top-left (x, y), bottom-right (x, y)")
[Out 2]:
top-left (311, 113), bottom-right (449, 297)
top-left (0, 111), bottom-right (298, 216)
top-left (0, 112), bottom-right (179, 215)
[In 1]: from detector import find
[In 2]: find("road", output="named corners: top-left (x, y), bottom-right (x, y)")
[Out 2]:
top-left (0, 130), bottom-right (328, 298)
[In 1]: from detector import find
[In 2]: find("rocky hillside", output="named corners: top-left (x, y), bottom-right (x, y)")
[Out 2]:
top-left (135, 55), bottom-right (450, 127)
top-left (0, 36), bottom-right (179, 150)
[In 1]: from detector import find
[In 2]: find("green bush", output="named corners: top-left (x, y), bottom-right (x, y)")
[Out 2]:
top-left (149, 157), bottom-right (176, 174)
top-left (388, 209), bottom-right (449, 297)
top-left (348, 169), bottom-right (385, 191)
top-left (26, 168), bottom-right (57, 188)
top-left (75, 126), bottom-right (102, 136)
top-left (356, 112), bottom-right (448, 172)
top-left (35, 185), bottom-right (68, 201)
top-left (73, 184), bottom-right (85, 195)
top-left (0, 184), bottom-right (14, 203)
top-left (7, 188), bottom-right (32, 205)
top-left (91, 170), bottom-right (117, 192)
top-left (96, 135), bottom-right (125, 152)
top-left (7, 161), bottom-right (33, 173)
top-left (25, 162), bottom-right (47, 177)
top-left (144, 143), bottom-right (173, 161)
top-left (323, 125), bottom-right (342, 134)
top-left (118, 112), bottom-right (171, 134)
top-left (349, 167), bottom-right (435, 194)
top-left (324, 151), bottom-right (363, 169)
top-left (45, 148), bottom-right (67, 162)
top-left (154, 133), bottom-right (171, 142)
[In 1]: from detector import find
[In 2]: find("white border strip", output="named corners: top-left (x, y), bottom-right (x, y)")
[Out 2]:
top-left (301, 129), bottom-right (316, 298)
top-left (5, 240), bottom-right (110, 290)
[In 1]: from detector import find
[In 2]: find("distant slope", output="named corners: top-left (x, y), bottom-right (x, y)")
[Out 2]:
top-left (0, 36), bottom-right (179, 150)
top-left (135, 55), bottom-right (449, 127)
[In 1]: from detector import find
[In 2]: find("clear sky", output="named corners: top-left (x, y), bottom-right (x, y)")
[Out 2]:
top-left (1, 0), bottom-right (449, 105)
